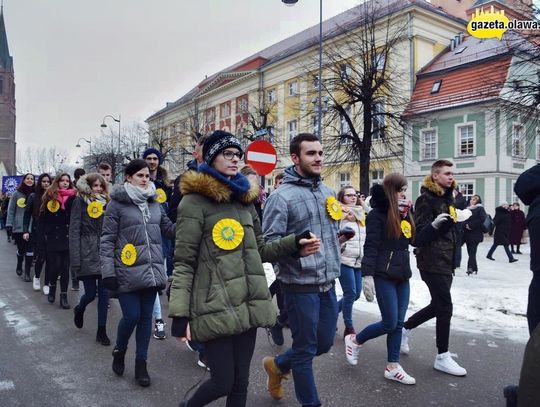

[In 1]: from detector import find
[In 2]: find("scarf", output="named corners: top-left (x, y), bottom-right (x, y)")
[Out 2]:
top-left (198, 163), bottom-right (251, 199)
top-left (19, 184), bottom-right (34, 196)
top-left (57, 188), bottom-right (76, 210)
top-left (83, 193), bottom-right (108, 206)
top-left (124, 182), bottom-right (156, 223)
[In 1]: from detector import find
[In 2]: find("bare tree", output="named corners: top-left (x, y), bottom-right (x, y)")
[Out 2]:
top-left (17, 146), bottom-right (70, 175)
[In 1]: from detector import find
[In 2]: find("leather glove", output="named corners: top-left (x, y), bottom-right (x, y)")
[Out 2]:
top-left (363, 275), bottom-right (375, 302)
top-left (102, 277), bottom-right (119, 291)
top-left (431, 213), bottom-right (452, 230)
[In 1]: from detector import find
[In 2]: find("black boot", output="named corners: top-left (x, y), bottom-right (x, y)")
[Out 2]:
top-left (23, 255), bottom-right (33, 282)
top-left (60, 292), bottom-right (70, 309)
top-left (135, 359), bottom-right (151, 387)
top-left (96, 326), bottom-right (111, 346)
top-left (112, 348), bottom-right (126, 376)
top-left (16, 255), bottom-right (23, 276)
top-left (73, 305), bottom-right (84, 328)
top-left (47, 285), bottom-right (56, 304)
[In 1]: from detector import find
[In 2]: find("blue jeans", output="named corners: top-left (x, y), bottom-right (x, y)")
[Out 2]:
top-left (338, 265), bottom-right (362, 329)
top-left (116, 288), bottom-right (157, 360)
top-left (78, 277), bottom-right (109, 327)
top-left (152, 293), bottom-right (162, 320)
top-left (275, 287), bottom-right (338, 407)
top-left (356, 277), bottom-right (410, 362)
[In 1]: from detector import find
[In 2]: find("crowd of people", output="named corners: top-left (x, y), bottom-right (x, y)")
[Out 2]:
top-left (0, 130), bottom-right (538, 407)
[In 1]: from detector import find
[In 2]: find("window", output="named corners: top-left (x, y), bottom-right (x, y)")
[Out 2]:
top-left (287, 120), bottom-right (298, 143)
top-left (536, 128), bottom-right (540, 161)
top-left (371, 103), bottom-right (385, 140)
top-left (371, 170), bottom-right (384, 186)
top-left (457, 182), bottom-right (474, 202)
top-left (338, 172), bottom-right (351, 188)
top-left (267, 89), bottom-right (276, 103)
top-left (206, 109), bottom-right (215, 123)
top-left (420, 129), bottom-right (437, 160)
top-left (237, 98), bottom-right (248, 113)
top-left (431, 80), bottom-right (442, 94)
top-left (220, 103), bottom-right (230, 118)
top-left (340, 107), bottom-right (352, 145)
top-left (340, 64), bottom-right (352, 80)
top-left (512, 123), bottom-right (525, 158)
top-left (374, 53), bottom-right (385, 71)
top-left (457, 124), bottom-right (474, 156)
top-left (288, 81), bottom-right (298, 96)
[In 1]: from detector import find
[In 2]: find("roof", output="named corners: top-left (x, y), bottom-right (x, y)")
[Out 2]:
top-left (0, 8), bottom-right (12, 70)
top-left (146, 0), bottom-right (466, 122)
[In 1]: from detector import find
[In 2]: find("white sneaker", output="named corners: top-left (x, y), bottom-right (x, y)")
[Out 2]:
top-left (384, 365), bottom-right (416, 385)
top-left (434, 352), bottom-right (467, 376)
top-left (400, 328), bottom-right (410, 355)
top-left (33, 277), bottom-right (41, 291)
top-left (344, 334), bottom-right (360, 365)
top-left (42, 285), bottom-right (49, 295)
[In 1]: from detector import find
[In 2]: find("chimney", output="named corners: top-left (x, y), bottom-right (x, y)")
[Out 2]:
top-left (455, 35), bottom-right (460, 46)
top-left (450, 39), bottom-right (455, 51)
top-left (459, 32), bottom-right (464, 43)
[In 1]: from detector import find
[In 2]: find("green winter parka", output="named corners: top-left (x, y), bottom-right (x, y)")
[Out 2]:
top-left (168, 171), bottom-right (298, 342)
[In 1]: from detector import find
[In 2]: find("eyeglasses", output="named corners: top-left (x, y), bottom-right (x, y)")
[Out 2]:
top-left (344, 194), bottom-right (357, 198)
top-left (222, 150), bottom-right (243, 160)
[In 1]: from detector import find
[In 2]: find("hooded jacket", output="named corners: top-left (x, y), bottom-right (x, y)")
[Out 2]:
top-left (262, 166), bottom-right (340, 289)
top-left (100, 184), bottom-right (175, 293)
top-left (414, 175), bottom-right (457, 275)
top-left (168, 171), bottom-right (298, 342)
top-left (340, 206), bottom-right (365, 268)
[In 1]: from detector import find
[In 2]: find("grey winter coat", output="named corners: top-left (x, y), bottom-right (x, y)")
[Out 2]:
top-left (6, 190), bottom-right (31, 233)
top-left (263, 166), bottom-right (340, 289)
top-left (100, 185), bottom-right (175, 294)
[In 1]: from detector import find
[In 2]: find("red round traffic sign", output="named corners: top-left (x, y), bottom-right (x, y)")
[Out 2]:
top-left (245, 140), bottom-right (277, 176)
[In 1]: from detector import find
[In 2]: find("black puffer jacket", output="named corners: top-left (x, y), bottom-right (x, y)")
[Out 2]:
top-left (463, 204), bottom-right (486, 245)
top-left (493, 206), bottom-right (511, 246)
top-left (361, 184), bottom-right (412, 282)
top-left (413, 176), bottom-right (457, 275)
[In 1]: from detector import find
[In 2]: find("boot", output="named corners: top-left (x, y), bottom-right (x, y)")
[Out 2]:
top-left (16, 255), bottom-right (23, 276)
top-left (23, 255), bottom-right (33, 282)
top-left (73, 305), bottom-right (84, 328)
top-left (47, 285), bottom-right (56, 304)
top-left (60, 292), bottom-right (70, 309)
top-left (96, 326), bottom-right (111, 346)
top-left (112, 348), bottom-right (126, 376)
top-left (135, 359), bottom-right (151, 387)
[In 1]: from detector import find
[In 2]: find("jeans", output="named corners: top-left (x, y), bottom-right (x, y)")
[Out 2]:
top-left (78, 277), bottom-right (109, 327)
top-left (487, 243), bottom-right (515, 261)
top-left (356, 277), bottom-right (409, 362)
top-left (187, 328), bottom-right (257, 407)
top-left (275, 287), bottom-right (338, 407)
top-left (338, 265), bottom-right (362, 329)
top-left (152, 293), bottom-right (162, 320)
top-left (46, 250), bottom-right (70, 292)
top-left (116, 288), bottom-right (157, 360)
top-left (466, 241), bottom-right (480, 272)
top-left (404, 272), bottom-right (453, 354)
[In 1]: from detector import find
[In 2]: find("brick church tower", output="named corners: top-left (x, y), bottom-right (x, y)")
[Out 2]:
top-left (0, 5), bottom-right (16, 175)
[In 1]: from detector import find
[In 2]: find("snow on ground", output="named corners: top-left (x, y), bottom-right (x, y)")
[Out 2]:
top-left (264, 238), bottom-right (531, 344)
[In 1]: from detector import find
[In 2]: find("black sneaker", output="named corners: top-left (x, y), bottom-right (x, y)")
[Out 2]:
top-left (153, 319), bottom-right (166, 340)
top-left (71, 280), bottom-right (80, 291)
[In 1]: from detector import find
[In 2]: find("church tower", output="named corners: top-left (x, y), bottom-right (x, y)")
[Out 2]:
top-left (0, 5), bottom-right (16, 175)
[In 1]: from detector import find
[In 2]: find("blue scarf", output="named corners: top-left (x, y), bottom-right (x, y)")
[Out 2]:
top-left (198, 163), bottom-right (251, 199)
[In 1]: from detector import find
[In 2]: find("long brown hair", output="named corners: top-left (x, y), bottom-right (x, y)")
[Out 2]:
top-left (383, 173), bottom-right (415, 240)
top-left (41, 173), bottom-right (74, 212)
top-left (80, 173), bottom-right (110, 201)
top-left (33, 173), bottom-right (52, 218)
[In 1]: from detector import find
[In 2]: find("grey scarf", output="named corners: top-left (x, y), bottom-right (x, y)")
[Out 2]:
top-left (124, 182), bottom-right (156, 223)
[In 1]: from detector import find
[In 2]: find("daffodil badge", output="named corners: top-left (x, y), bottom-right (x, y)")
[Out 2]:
top-left (87, 201), bottom-right (104, 219)
top-left (326, 196), bottom-right (343, 221)
top-left (121, 243), bottom-right (137, 266)
top-left (212, 218), bottom-right (245, 250)
top-left (47, 200), bottom-right (60, 213)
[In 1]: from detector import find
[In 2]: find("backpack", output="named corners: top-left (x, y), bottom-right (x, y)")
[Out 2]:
top-left (482, 214), bottom-right (495, 235)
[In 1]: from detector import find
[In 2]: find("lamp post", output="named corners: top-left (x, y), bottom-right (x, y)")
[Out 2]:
top-left (75, 137), bottom-right (92, 151)
top-left (100, 114), bottom-right (121, 154)
top-left (282, 0), bottom-right (323, 138)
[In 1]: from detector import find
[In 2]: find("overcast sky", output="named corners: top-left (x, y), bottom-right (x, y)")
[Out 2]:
top-left (5, 0), bottom-right (361, 164)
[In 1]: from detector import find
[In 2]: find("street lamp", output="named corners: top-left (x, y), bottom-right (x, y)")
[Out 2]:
top-left (100, 114), bottom-right (121, 154)
top-left (75, 137), bottom-right (91, 149)
top-left (282, 0), bottom-right (323, 137)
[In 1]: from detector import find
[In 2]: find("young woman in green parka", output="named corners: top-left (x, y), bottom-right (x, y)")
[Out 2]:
top-left (169, 130), bottom-right (320, 407)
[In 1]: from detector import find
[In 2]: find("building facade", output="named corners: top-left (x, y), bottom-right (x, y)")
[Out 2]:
top-left (0, 8), bottom-right (16, 175)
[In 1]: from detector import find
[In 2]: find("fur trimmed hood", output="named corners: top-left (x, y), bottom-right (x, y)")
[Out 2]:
top-left (76, 174), bottom-right (93, 196)
top-left (180, 171), bottom-right (260, 204)
top-left (421, 175), bottom-right (457, 197)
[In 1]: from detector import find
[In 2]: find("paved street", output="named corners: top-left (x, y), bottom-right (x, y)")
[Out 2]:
top-left (0, 234), bottom-right (526, 407)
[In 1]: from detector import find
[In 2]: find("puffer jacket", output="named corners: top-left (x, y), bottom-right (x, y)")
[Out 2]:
top-left (493, 206), bottom-right (511, 246)
top-left (414, 175), bottom-right (457, 275)
top-left (69, 177), bottom-right (108, 279)
top-left (168, 171), bottom-right (298, 342)
top-left (6, 190), bottom-right (31, 233)
top-left (262, 166), bottom-right (340, 288)
top-left (100, 184), bottom-right (175, 294)
top-left (361, 184), bottom-right (412, 282)
top-left (340, 206), bottom-right (365, 268)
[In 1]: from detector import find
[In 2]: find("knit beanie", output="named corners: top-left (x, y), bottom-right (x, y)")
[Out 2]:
top-left (203, 130), bottom-right (243, 165)
top-left (142, 147), bottom-right (163, 165)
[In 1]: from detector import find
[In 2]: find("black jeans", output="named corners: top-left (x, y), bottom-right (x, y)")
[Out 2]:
top-left (404, 272), bottom-right (453, 354)
top-left (466, 241), bottom-right (480, 272)
top-left (487, 243), bottom-right (515, 261)
top-left (46, 250), bottom-right (70, 292)
top-left (186, 328), bottom-right (257, 407)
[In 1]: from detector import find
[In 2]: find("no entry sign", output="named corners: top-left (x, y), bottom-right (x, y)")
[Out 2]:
top-left (245, 140), bottom-right (277, 176)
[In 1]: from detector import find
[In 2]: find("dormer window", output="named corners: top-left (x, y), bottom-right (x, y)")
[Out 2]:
top-left (431, 80), bottom-right (442, 94)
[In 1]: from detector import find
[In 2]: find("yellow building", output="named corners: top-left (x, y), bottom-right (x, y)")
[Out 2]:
top-left (146, 0), bottom-right (466, 192)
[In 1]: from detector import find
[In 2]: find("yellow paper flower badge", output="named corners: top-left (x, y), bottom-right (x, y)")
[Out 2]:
top-left (121, 243), bottom-right (137, 266)
top-left (156, 188), bottom-right (167, 204)
top-left (326, 196), bottom-right (343, 221)
top-left (401, 220), bottom-right (412, 239)
top-left (47, 200), bottom-right (60, 213)
top-left (212, 218), bottom-right (244, 250)
top-left (16, 197), bottom-right (26, 208)
top-left (448, 206), bottom-right (458, 223)
top-left (87, 201), bottom-right (104, 219)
